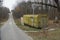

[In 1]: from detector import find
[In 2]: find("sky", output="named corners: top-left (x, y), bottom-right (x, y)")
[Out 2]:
top-left (2, 0), bottom-right (41, 10)
top-left (3, 0), bottom-right (52, 10)
top-left (3, 0), bottom-right (28, 10)
top-left (3, 0), bottom-right (17, 10)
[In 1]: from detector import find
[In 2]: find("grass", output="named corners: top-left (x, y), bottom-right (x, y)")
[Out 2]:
top-left (0, 24), bottom-right (2, 27)
top-left (0, 19), bottom-right (8, 27)
top-left (14, 19), bottom-right (40, 31)
top-left (14, 19), bottom-right (60, 40)
top-left (26, 28), bottom-right (60, 40)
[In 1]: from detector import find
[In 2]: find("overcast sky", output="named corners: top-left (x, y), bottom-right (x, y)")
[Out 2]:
top-left (2, 0), bottom-right (41, 10)
top-left (2, 0), bottom-right (55, 10)
top-left (3, 0), bottom-right (28, 10)
top-left (3, 0), bottom-right (17, 10)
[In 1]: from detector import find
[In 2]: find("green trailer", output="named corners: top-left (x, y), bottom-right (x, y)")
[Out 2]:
top-left (23, 14), bottom-right (48, 28)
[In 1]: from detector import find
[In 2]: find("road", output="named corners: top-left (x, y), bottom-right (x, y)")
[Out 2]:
top-left (0, 13), bottom-right (33, 40)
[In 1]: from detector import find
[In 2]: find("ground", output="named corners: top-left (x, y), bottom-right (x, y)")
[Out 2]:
top-left (14, 19), bottom-right (60, 40)
top-left (0, 19), bottom-right (8, 27)
top-left (14, 19), bottom-right (40, 31)
top-left (26, 28), bottom-right (60, 40)
top-left (1, 13), bottom-right (33, 40)
top-left (0, 24), bottom-right (2, 27)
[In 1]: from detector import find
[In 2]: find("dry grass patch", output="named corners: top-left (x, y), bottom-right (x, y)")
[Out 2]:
top-left (26, 28), bottom-right (60, 40)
